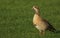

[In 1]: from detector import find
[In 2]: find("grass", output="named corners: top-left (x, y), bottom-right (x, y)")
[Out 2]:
top-left (0, 0), bottom-right (60, 38)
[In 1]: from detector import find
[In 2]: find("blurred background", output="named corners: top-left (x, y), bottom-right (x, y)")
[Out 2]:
top-left (0, 0), bottom-right (60, 38)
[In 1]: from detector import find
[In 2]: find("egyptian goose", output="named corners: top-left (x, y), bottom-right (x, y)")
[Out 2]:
top-left (32, 5), bottom-right (56, 35)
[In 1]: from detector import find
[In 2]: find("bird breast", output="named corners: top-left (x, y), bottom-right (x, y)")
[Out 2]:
top-left (33, 14), bottom-right (42, 25)
top-left (33, 14), bottom-right (47, 30)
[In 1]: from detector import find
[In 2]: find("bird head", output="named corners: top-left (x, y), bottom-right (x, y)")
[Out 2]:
top-left (32, 5), bottom-right (40, 13)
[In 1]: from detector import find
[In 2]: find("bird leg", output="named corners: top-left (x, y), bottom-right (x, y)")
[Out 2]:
top-left (39, 30), bottom-right (45, 35)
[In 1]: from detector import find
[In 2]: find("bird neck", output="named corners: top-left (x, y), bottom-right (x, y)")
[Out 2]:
top-left (35, 10), bottom-right (40, 16)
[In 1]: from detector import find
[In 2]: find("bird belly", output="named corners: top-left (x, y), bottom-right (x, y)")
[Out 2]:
top-left (33, 14), bottom-right (47, 30)
top-left (35, 24), bottom-right (47, 30)
top-left (35, 25), bottom-right (41, 30)
top-left (38, 22), bottom-right (47, 30)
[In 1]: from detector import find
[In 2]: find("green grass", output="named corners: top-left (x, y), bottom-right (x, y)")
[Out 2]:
top-left (0, 0), bottom-right (60, 38)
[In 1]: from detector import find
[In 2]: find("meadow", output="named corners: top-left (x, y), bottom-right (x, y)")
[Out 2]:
top-left (0, 0), bottom-right (60, 38)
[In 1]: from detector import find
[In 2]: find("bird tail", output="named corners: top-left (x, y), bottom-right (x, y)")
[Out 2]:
top-left (48, 26), bottom-right (57, 33)
top-left (43, 19), bottom-right (57, 33)
top-left (47, 23), bottom-right (57, 33)
top-left (47, 22), bottom-right (57, 33)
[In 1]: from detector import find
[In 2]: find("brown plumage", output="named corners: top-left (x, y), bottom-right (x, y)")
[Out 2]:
top-left (32, 5), bottom-right (56, 35)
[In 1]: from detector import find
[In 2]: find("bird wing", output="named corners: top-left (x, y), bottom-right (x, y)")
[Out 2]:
top-left (43, 19), bottom-right (56, 32)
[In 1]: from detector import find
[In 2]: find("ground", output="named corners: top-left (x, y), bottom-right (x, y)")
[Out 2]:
top-left (0, 0), bottom-right (60, 38)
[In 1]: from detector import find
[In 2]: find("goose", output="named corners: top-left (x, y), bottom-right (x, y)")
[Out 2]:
top-left (32, 5), bottom-right (56, 35)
